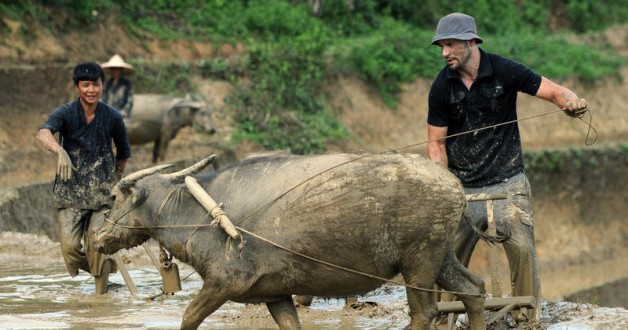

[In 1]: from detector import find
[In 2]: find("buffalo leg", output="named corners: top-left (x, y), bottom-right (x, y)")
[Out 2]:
top-left (436, 249), bottom-right (486, 330)
top-left (294, 295), bottom-right (313, 307)
top-left (402, 269), bottom-right (439, 329)
top-left (266, 296), bottom-right (301, 329)
top-left (158, 133), bottom-right (171, 162)
top-left (180, 283), bottom-right (228, 330)
top-left (151, 139), bottom-right (161, 163)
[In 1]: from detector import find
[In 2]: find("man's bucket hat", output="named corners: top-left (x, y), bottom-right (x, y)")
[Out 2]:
top-left (431, 13), bottom-right (483, 45)
top-left (101, 54), bottom-right (134, 75)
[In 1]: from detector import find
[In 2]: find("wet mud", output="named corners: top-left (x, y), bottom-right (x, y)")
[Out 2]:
top-left (1, 233), bottom-right (627, 330)
top-left (0, 248), bottom-right (410, 329)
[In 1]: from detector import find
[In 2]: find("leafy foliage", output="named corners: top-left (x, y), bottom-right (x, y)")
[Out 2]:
top-left (1, 0), bottom-right (625, 153)
top-left (343, 18), bottom-right (442, 108)
top-left (228, 33), bottom-right (348, 154)
top-left (130, 60), bottom-right (194, 95)
top-left (483, 33), bottom-right (622, 80)
top-left (566, 0), bottom-right (628, 32)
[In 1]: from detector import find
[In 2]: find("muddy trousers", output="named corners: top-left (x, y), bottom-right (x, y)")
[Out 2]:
top-left (56, 208), bottom-right (107, 277)
top-left (456, 172), bottom-right (541, 320)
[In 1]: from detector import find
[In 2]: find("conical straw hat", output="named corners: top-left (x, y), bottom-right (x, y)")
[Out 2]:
top-left (101, 54), bottom-right (134, 75)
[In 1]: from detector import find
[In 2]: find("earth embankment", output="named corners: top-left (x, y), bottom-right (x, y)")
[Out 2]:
top-left (0, 24), bottom-right (627, 310)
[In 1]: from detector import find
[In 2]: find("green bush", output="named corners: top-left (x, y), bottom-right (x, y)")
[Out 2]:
top-left (130, 61), bottom-right (194, 95)
top-left (3, 0), bottom-right (624, 153)
top-left (228, 33), bottom-right (347, 154)
top-left (345, 18), bottom-right (442, 108)
top-left (483, 33), bottom-right (623, 80)
top-left (566, 0), bottom-right (628, 33)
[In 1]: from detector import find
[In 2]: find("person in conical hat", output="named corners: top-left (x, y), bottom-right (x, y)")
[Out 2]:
top-left (101, 54), bottom-right (134, 118)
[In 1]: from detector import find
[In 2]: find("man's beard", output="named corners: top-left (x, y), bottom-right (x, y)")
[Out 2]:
top-left (448, 45), bottom-right (471, 70)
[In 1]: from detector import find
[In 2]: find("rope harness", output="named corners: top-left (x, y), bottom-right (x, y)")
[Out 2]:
top-left (103, 108), bottom-right (597, 298)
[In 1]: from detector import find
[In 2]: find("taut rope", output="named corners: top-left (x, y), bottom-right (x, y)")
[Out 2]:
top-left (104, 108), bottom-right (597, 298)
top-left (235, 108), bottom-right (596, 226)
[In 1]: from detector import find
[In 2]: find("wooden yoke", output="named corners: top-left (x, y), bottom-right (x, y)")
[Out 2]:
top-left (185, 176), bottom-right (240, 240)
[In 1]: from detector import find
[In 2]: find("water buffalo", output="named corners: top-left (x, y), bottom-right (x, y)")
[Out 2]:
top-left (125, 94), bottom-right (217, 163)
top-left (93, 153), bottom-right (487, 329)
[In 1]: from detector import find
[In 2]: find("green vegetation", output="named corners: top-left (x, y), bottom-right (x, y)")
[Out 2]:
top-left (524, 143), bottom-right (628, 196)
top-left (525, 143), bottom-right (628, 173)
top-left (1, 0), bottom-right (626, 153)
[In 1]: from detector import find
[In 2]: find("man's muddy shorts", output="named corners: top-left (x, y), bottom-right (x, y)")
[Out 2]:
top-left (464, 171), bottom-right (534, 235)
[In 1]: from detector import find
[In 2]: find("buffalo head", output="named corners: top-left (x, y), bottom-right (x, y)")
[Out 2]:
top-left (193, 103), bottom-right (217, 135)
top-left (92, 155), bottom-right (216, 254)
top-left (179, 95), bottom-right (217, 135)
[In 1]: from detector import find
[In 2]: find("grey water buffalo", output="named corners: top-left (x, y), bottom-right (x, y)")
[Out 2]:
top-left (93, 153), bottom-right (487, 329)
top-left (125, 94), bottom-right (217, 163)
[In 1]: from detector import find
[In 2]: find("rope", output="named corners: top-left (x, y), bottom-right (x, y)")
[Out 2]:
top-left (235, 108), bottom-right (596, 226)
top-left (109, 217), bottom-right (484, 297)
top-left (234, 226), bottom-right (485, 297)
top-left (105, 107), bottom-right (596, 299)
top-left (577, 110), bottom-right (598, 146)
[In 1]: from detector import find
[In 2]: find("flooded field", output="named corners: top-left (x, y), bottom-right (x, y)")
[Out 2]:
top-left (1, 233), bottom-right (627, 330)
top-left (0, 241), bottom-right (412, 330)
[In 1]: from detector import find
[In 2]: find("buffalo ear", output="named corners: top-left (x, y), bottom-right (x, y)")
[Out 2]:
top-left (129, 186), bottom-right (147, 206)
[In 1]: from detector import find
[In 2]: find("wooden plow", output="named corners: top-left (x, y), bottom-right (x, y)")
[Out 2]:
top-left (436, 193), bottom-right (536, 329)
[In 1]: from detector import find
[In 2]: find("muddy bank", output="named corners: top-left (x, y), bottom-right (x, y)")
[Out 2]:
top-left (0, 182), bottom-right (55, 238)
top-left (566, 277), bottom-right (628, 308)
top-left (526, 146), bottom-right (628, 271)
top-left (0, 160), bottom-right (193, 241)
top-left (2, 146), bottom-right (625, 254)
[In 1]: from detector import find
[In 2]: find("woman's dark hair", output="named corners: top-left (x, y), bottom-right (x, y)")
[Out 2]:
top-left (72, 62), bottom-right (105, 86)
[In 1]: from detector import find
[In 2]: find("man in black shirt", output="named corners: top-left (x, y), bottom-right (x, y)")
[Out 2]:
top-left (427, 13), bottom-right (587, 321)
top-left (36, 62), bottom-right (132, 294)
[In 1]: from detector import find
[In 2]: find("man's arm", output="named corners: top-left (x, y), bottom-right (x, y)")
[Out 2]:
top-left (535, 77), bottom-right (588, 116)
top-left (427, 124), bottom-right (448, 166)
top-left (115, 159), bottom-right (127, 182)
top-left (36, 128), bottom-right (61, 153)
top-left (36, 128), bottom-right (73, 181)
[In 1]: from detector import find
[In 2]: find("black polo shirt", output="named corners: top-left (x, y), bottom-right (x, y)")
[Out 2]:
top-left (41, 99), bottom-right (132, 209)
top-left (428, 49), bottom-right (542, 187)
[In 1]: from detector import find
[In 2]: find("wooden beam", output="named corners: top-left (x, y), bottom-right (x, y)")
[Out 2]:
top-left (487, 303), bottom-right (517, 325)
top-left (112, 253), bottom-right (138, 296)
top-left (437, 296), bottom-right (536, 313)
top-left (487, 199), bottom-right (503, 297)
top-left (465, 193), bottom-right (507, 201)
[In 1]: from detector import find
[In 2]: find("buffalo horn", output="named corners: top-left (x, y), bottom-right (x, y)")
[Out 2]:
top-left (185, 176), bottom-right (240, 240)
top-left (117, 164), bottom-right (175, 191)
top-left (161, 155), bottom-right (216, 183)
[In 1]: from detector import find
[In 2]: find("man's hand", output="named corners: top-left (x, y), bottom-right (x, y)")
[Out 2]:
top-left (563, 98), bottom-right (588, 118)
top-left (57, 148), bottom-right (74, 181)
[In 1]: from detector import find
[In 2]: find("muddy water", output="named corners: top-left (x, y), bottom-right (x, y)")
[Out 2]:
top-left (1, 234), bottom-right (627, 330)
top-left (2, 259), bottom-right (628, 330)
top-left (0, 258), bottom-right (411, 329)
